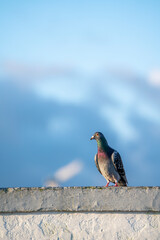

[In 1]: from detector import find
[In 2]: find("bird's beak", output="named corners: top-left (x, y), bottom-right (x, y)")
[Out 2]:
top-left (90, 135), bottom-right (95, 140)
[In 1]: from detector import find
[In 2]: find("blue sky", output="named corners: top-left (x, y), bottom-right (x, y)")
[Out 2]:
top-left (1, 1), bottom-right (160, 74)
top-left (0, 1), bottom-right (160, 187)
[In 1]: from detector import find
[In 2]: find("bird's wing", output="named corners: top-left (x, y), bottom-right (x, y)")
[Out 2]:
top-left (94, 154), bottom-right (102, 175)
top-left (111, 151), bottom-right (128, 184)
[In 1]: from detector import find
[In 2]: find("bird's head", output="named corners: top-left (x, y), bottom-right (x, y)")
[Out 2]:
top-left (90, 132), bottom-right (105, 141)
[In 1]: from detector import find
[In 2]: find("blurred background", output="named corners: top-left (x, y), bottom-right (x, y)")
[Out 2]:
top-left (0, 1), bottom-right (160, 187)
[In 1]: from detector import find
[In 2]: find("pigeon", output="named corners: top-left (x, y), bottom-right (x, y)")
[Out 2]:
top-left (90, 132), bottom-right (128, 187)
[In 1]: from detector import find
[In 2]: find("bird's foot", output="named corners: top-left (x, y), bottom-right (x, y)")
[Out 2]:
top-left (114, 182), bottom-right (118, 187)
top-left (105, 182), bottom-right (110, 187)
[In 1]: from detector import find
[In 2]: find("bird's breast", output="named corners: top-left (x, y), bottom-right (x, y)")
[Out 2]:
top-left (97, 152), bottom-right (120, 182)
top-left (98, 152), bottom-right (108, 159)
top-left (97, 152), bottom-right (110, 169)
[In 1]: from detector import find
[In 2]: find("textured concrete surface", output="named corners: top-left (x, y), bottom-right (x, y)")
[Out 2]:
top-left (0, 212), bottom-right (160, 240)
top-left (0, 187), bottom-right (160, 213)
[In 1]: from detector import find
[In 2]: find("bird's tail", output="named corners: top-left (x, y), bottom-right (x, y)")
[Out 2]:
top-left (118, 178), bottom-right (128, 186)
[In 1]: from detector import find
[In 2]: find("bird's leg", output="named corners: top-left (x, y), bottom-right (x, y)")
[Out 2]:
top-left (105, 181), bottom-right (110, 187)
top-left (114, 181), bottom-right (118, 187)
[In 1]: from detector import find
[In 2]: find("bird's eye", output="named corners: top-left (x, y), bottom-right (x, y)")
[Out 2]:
top-left (96, 133), bottom-right (99, 136)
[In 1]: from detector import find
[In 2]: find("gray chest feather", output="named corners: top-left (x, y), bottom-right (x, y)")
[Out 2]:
top-left (95, 153), bottom-right (120, 182)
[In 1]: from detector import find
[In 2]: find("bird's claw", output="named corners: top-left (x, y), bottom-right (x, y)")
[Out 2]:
top-left (105, 182), bottom-right (110, 187)
top-left (114, 182), bottom-right (118, 187)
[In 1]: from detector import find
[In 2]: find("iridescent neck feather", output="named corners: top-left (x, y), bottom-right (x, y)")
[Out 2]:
top-left (97, 137), bottom-right (108, 151)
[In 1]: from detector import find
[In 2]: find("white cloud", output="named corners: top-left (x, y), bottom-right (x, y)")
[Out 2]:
top-left (99, 74), bottom-right (160, 140)
top-left (136, 101), bottom-right (160, 125)
top-left (148, 69), bottom-right (160, 87)
top-left (99, 77), bottom-right (139, 141)
top-left (0, 61), bottom-right (73, 80)
top-left (1, 61), bottom-right (160, 142)
top-left (33, 77), bottom-right (88, 104)
top-left (44, 179), bottom-right (59, 187)
top-left (0, 61), bottom-right (93, 105)
top-left (54, 160), bottom-right (83, 182)
top-left (43, 160), bottom-right (83, 187)
top-left (100, 105), bottom-right (139, 141)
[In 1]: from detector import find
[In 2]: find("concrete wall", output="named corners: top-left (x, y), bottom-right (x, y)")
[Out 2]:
top-left (0, 187), bottom-right (160, 239)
